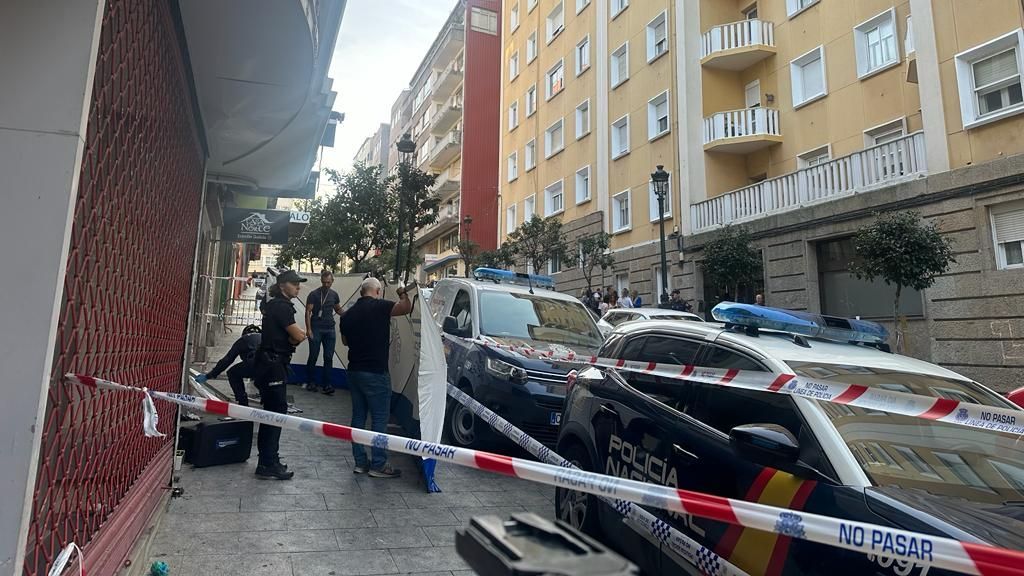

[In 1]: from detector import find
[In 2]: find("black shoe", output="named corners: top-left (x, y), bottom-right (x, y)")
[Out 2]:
top-left (368, 464), bottom-right (402, 478)
top-left (255, 463), bottom-right (294, 480)
top-left (320, 386), bottom-right (334, 395)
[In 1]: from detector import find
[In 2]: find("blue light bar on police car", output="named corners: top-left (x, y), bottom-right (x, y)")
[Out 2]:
top-left (711, 302), bottom-right (889, 344)
top-left (473, 267), bottom-right (555, 289)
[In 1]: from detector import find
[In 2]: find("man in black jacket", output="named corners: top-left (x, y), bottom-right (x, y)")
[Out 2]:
top-left (194, 324), bottom-right (261, 406)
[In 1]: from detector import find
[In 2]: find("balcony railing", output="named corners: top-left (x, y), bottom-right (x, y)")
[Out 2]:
top-left (691, 132), bottom-right (927, 233)
top-left (431, 98), bottom-right (463, 135)
top-left (701, 19), bottom-right (775, 70)
top-left (428, 129), bottom-right (462, 169)
top-left (433, 59), bottom-right (464, 101)
top-left (432, 167), bottom-right (461, 196)
top-left (703, 108), bottom-right (782, 152)
top-left (415, 207), bottom-right (460, 244)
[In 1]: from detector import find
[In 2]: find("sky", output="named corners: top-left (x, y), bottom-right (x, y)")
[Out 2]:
top-left (317, 0), bottom-right (455, 181)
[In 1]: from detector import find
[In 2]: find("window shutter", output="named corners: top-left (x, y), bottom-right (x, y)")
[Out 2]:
top-left (993, 205), bottom-right (1024, 243)
top-left (974, 50), bottom-right (1018, 86)
top-left (803, 57), bottom-right (824, 96)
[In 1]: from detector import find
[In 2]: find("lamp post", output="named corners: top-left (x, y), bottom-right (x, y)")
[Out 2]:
top-left (651, 165), bottom-right (670, 302)
top-left (394, 132), bottom-right (416, 282)
top-left (462, 214), bottom-right (473, 277)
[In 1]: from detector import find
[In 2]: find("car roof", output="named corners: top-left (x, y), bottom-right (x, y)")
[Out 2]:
top-left (630, 308), bottom-right (702, 320)
top-left (435, 278), bottom-right (582, 303)
top-left (613, 319), bottom-right (972, 382)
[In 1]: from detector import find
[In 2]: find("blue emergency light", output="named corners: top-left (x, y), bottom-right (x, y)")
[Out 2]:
top-left (711, 302), bottom-right (889, 345)
top-left (473, 267), bottom-right (555, 289)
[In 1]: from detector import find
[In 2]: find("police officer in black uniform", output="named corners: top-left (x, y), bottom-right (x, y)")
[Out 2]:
top-left (194, 324), bottom-right (261, 406)
top-left (254, 270), bottom-right (306, 480)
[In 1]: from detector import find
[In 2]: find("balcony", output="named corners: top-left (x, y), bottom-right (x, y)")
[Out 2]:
top-left (703, 108), bottom-right (782, 153)
top-left (433, 59), bottom-right (464, 102)
top-left (430, 99), bottom-right (463, 135)
top-left (691, 132), bottom-right (927, 233)
top-left (415, 207), bottom-right (460, 245)
top-left (701, 19), bottom-right (775, 70)
top-left (431, 168), bottom-right (461, 197)
top-left (428, 129), bottom-right (462, 170)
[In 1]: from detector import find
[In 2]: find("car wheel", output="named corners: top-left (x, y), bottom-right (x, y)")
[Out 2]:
top-left (555, 441), bottom-right (600, 536)
top-left (445, 392), bottom-right (481, 448)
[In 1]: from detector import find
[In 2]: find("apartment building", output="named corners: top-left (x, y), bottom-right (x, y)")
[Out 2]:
top-left (354, 122), bottom-right (391, 168)
top-left (500, 0), bottom-right (1024, 390)
top-left (390, 0), bottom-right (502, 281)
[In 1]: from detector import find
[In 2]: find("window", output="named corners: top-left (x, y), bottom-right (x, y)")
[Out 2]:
top-left (611, 115), bottom-right (630, 159)
top-left (524, 195), bottom-right (536, 220)
top-left (653, 264), bottom-right (672, 299)
top-left (745, 79), bottom-right (761, 108)
top-left (904, 15), bottom-right (915, 55)
top-left (646, 11), bottom-right (668, 62)
top-left (817, 236), bottom-right (923, 318)
top-left (992, 200), bottom-right (1024, 269)
top-left (544, 119), bottom-right (564, 158)
top-left (647, 91), bottom-right (670, 139)
top-left (743, 4), bottom-right (758, 19)
top-left (507, 151), bottom-right (519, 182)
top-left (506, 204), bottom-right (517, 233)
top-left (527, 31), bottom-right (537, 62)
top-left (611, 42), bottom-right (629, 87)
top-left (892, 446), bottom-right (941, 479)
top-left (576, 0), bottom-right (590, 14)
top-left (955, 30), bottom-right (1024, 129)
top-left (544, 180), bottom-right (565, 216)
top-left (527, 0), bottom-right (537, 12)
top-left (509, 51), bottom-right (520, 81)
top-left (797, 145), bottom-right (831, 168)
top-left (611, 0), bottom-right (628, 19)
top-left (864, 119), bottom-right (906, 177)
top-left (508, 101), bottom-right (519, 130)
top-left (546, 60), bottom-right (565, 99)
top-left (785, 0), bottom-right (818, 18)
top-left (614, 271), bottom-right (629, 294)
top-left (576, 36), bottom-right (591, 75)
top-left (546, 2), bottom-right (564, 44)
top-left (470, 7), bottom-right (499, 35)
top-left (525, 139), bottom-right (537, 171)
top-left (451, 289), bottom-right (474, 334)
top-left (790, 45), bottom-right (827, 108)
top-left (548, 252), bottom-right (563, 274)
top-left (864, 118), bottom-right (905, 146)
top-left (575, 99), bottom-right (591, 138)
top-left (575, 165), bottom-right (591, 203)
top-left (648, 172), bottom-right (671, 221)
top-left (612, 190), bottom-right (631, 232)
top-left (510, 2), bottom-right (519, 31)
top-left (854, 9), bottom-right (899, 78)
top-left (526, 85), bottom-right (537, 116)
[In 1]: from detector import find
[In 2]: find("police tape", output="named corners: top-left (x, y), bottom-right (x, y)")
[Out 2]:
top-left (200, 275), bottom-right (252, 282)
top-left (65, 373), bottom-right (1024, 576)
top-left (445, 383), bottom-right (749, 576)
top-left (452, 336), bottom-right (1024, 437)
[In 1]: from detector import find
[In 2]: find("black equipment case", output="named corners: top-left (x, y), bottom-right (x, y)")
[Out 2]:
top-left (178, 417), bottom-right (253, 467)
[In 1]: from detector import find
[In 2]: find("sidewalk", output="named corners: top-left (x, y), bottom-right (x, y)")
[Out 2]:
top-left (147, 345), bottom-right (556, 575)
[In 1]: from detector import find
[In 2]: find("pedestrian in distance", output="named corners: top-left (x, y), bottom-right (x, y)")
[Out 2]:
top-left (618, 288), bottom-right (634, 309)
top-left (599, 294), bottom-right (612, 316)
top-left (610, 288), bottom-right (619, 307)
top-left (194, 324), bottom-right (262, 406)
top-left (755, 293), bottom-right (765, 306)
top-left (253, 270), bottom-right (307, 480)
top-left (632, 289), bottom-right (642, 308)
top-left (305, 270), bottom-right (343, 395)
top-left (339, 277), bottom-right (413, 478)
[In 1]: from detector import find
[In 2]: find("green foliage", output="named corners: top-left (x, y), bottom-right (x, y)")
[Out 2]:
top-left (477, 244), bottom-right (518, 269)
top-left (505, 215), bottom-right (569, 273)
top-left (578, 232), bottom-right (615, 290)
top-left (850, 211), bottom-right (955, 342)
top-left (701, 225), bottom-right (762, 298)
top-left (454, 237), bottom-right (481, 276)
top-left (393, 161), bottom-right (439, 280)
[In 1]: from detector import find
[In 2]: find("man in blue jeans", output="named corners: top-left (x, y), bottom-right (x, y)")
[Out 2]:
top-left (305, 270), bottom-right (343, 394)
top-left (339, 276), bottom-right (413, 478)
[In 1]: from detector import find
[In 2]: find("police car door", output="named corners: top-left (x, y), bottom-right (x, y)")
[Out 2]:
top-left (594, 332), bottom-right (704, 575)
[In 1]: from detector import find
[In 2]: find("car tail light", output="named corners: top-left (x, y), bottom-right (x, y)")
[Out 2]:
top-left (1007, 387), bottom-right (1024, 409)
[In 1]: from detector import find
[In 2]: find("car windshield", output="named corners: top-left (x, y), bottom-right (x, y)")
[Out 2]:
top-left (479, 291), bottom-right (604, 349)
top-left (649, 314), bottom-right (697, 321)
top-left (789, 361), bottom-right (1024, 503)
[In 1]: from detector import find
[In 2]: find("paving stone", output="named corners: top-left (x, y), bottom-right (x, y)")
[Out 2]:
top-left (447, 506), bottom-right (526, 522)
top-left (241, 528), bottom-right (340, 553)
top-left (167, 495), bottom-right (241, 514)
top-left (289, 549), bottom-right (398, 575)
top-left (324, 492), bottom-right (407, 510)
top-left (471, 490), bottom-right (553, 507)
top-left (390, 546), bottom-right (470, 573)
top-left (334, 526), bottom-right (429, 550)
top-left (160, 511), bottom-right (287, 533)
top-left (286, 509), bottom-right (377, 530)
top-left (424, 528), bottom-right (457, 547)
top-left (240, 493), bottom-right (326, 512)
top-left (401, 492), bottom-right (483, 508)
top-left (179, 553), bottom-right (293, 576)
top-left (151, 530), bottom-right (240, 556)
top-left (372, 508), bottom-right (460, 527)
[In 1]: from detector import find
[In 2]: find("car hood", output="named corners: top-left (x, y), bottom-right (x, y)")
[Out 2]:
top-left (865, 486), bottom-right (1024, 549)
top-left (481, 335), bottom-right (597, 374)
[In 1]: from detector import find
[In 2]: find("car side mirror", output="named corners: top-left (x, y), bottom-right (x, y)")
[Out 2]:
top-left (730, 424), bottom-right (802, 474)
top-left (442, 315), bottom-right (461, 336)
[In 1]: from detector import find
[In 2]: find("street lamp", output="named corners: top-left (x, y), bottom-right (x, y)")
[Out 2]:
top-left (651, 165), bottom-right (670, 303)
top-left (461, 214), bottom-right (473, 277)
top-left (394, 132), bottom-right (416, 282)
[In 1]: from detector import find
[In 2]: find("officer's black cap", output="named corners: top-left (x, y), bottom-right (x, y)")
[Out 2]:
top-left (276, 270), bottom-right (307, 284)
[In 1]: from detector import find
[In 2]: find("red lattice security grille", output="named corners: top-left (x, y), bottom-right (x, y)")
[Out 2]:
top-left (22, 0), bottom-right (204, 573)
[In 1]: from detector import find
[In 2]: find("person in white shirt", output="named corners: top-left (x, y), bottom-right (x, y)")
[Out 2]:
top-left (618, 289), bottom-right (634, 308)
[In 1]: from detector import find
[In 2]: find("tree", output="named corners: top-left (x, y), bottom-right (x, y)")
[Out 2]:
top-left (850, 210), bottom-right (955, 351)
top-left (701, 225), bottom-right (762, 302)
top-left (477, 244), bottom-right (517, 269)
top-left (505, 215), bottom-right (569, 273)
top-left (393, 161), bottom-right (439, 281)
top-left (454, 237), bottom-right (480, 277)
top-left (577, 232), bottom-right (616, 291)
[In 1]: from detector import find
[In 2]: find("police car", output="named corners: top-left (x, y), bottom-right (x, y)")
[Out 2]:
top-left (429, 268), bottom-right (604, 448)
top-left (555, 303), bottom-right (1024, 576)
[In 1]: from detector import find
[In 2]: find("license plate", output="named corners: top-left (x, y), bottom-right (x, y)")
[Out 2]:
top-left (550, 411), bottom-right (562, 425)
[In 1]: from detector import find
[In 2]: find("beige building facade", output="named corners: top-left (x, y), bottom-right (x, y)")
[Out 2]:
top-left (499, 0), bottom-right (1024, 389)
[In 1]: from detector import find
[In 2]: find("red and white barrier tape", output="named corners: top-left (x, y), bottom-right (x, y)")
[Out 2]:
top-left (455, 336), bottom-right (1024, 437)
top-left (200, 275), bottom-right (252, 283)
top-left (65, 373), bottom-right (1024, 576)
top-left (446, 383), bottom-right (748, 576)
top-left (47, 542), bottom-right (83, 576)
